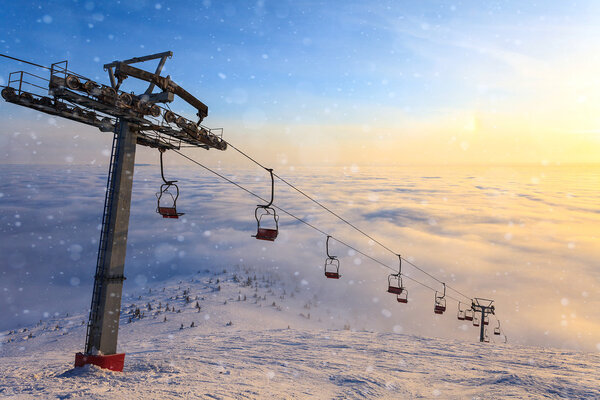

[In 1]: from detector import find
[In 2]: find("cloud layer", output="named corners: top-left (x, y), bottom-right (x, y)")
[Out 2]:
top-left (1, 162), bottom-right (598, 351)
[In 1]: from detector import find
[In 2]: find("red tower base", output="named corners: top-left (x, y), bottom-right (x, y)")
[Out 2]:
top-left (74, 352), bottom-right (125, 372)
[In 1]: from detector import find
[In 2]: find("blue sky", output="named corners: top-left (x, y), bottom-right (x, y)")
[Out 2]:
top-left (2, 0), bottom-right (600, 166)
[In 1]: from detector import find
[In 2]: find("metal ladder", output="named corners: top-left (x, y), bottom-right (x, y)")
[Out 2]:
top-left (84, 123), bottom-right (121, 353)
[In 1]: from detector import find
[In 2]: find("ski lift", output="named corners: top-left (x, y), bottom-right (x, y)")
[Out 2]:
top-left (156, 149), bottom-right (184, 219)
top-left (464, 308), bottom-right (474, 321)
top-left (397, 288), bottom-right (408, 303)
top-left (457, 302), bottom-right (466, 320)
top-left (324, 235), bottom-right (340, 279)
top-left (434, 283), bottom-right (446, 314)
top-left (483, 328), bottom-right (490, 343)
top-left (387, 255), bottom-right (404, 295)
top-left (252, 168), bottom-right (279, 241)
top-left (494, 320), bottom-right (501, 336)
top-left (473, 314), bottom-right (480, 327)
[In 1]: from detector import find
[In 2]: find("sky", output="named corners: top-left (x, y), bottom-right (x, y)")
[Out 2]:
top-left (1, 0), bottom-right (600, 166)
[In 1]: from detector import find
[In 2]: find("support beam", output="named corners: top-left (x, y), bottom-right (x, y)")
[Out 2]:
top-left (77, 120), bottom-right (137, 371)
top-left (479, 309), bottom-right (486, 343)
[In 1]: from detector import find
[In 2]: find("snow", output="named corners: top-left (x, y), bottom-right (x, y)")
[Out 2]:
top-left (1, 267), bottom-right (598, 399)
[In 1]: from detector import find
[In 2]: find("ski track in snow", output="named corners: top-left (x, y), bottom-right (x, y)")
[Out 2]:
top-left (1, 268), bottom-right (599, 400)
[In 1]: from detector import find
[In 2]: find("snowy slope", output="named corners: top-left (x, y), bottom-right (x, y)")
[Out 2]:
top-left (1, 267), bottom-right (599, 399)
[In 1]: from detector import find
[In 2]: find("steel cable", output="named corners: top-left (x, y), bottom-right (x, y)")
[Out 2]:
top-left (173, 148), bottom-right (464, 304)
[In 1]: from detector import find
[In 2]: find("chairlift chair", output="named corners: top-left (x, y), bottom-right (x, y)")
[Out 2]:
top-left (324, 258), bottom-right (340, 279)
top-left (494, 320), bottom-right (501, 336)
top-left (464, 308), bottom-right (474, 321)
top-left (457, 302), bottom-right (466, 320)
top-left (483, 315), bottom-right (490, 326)
top-left (324, 236), bottom-right (341, 279)
top-left (253, 207), bottom-right (279, 241)
top-left (387, 274), bottom-right (403, 294)
top-left (387, 255), bottom-right (404, 295)
top-left (156, 150), bottom-right (184, 219)
top-left (483, 328), bottom-right (490, 343)
top-left (397, 289), bottom-right (408, 303)
top-left (434, 283), bottom-right (447, 314)
top-left (252, 168), bottom-right (279, 241)
top-left (157, 183), bottom-right (184, 218)
top-left (473, 314), bottom-right (480, 327)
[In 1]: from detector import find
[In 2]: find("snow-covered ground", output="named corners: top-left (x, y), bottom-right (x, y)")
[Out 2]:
top-left (2, 267), bottom-right (598, 399)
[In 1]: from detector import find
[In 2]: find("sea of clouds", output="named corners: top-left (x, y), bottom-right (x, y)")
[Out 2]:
top-left (1, 162), bottom-right (599, 351)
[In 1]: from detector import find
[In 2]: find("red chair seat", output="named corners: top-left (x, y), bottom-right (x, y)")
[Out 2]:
top-left (158, 207), bottom-right (179, 218)
top-left (325, 272), bottom-right (340, 279)
top-left (255, 228), bottom-right (278, 241)
top-left (387, 286), bottom-right (403, 295)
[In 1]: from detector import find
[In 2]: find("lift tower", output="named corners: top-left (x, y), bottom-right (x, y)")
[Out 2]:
top-left (471, 298), bottom-right (495, 343)
top-left (1, 51), bottom-right (227, 371)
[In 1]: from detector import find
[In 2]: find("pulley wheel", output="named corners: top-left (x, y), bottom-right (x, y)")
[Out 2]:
top-left (19, 92), bottom-right (34, 103)
top-left (186, 122), bottom-right (199, 138)
top-left (175, 116), bottom-right (187, 128)
top-left (149, 104), bottom-right (161, 117)
top-left (119, 92), bottom-right (133, 106)
top-left (164, 110), bottom-right (176, 123)
top-left (101, 86), bottom-right (117, 99)
top-left (38, 96), bottom-right (53, 107)
top-left (65, 75), bottom-right (81, 90)
top-left (83, 80), bottom-right (100, 95)
top-left (1, 87), bottom-right (16, 100)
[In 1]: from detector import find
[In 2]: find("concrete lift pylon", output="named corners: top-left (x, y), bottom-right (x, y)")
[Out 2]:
top-left (75, 120), bottom-right (137, 371)
top-left (1, 51), bottom-right (227, 371)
